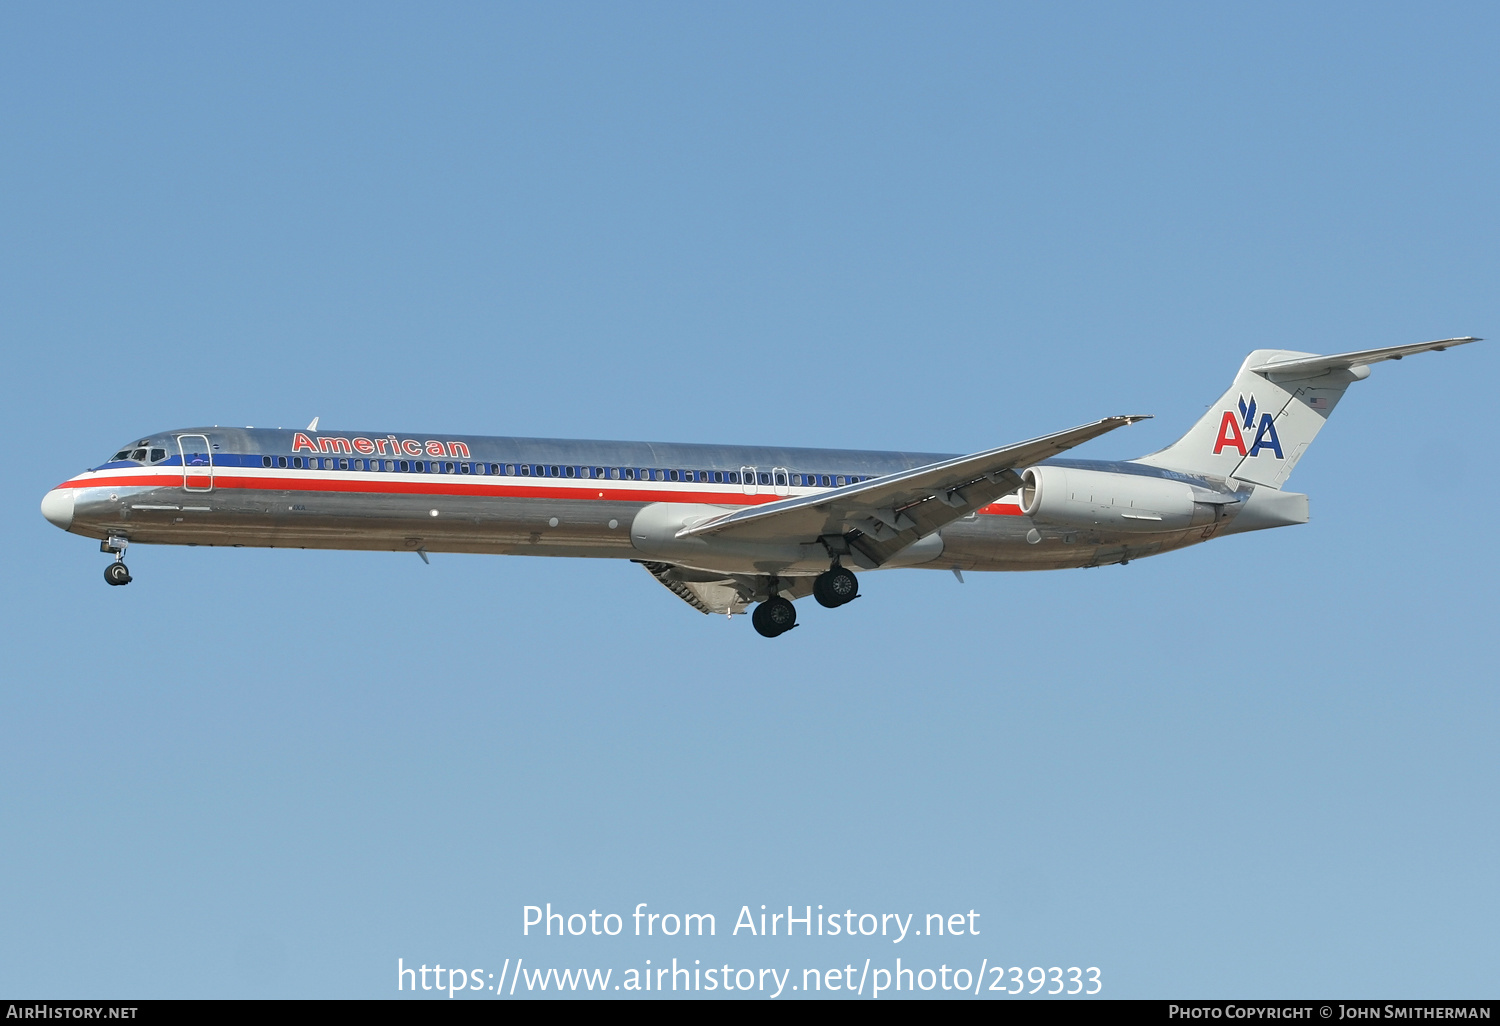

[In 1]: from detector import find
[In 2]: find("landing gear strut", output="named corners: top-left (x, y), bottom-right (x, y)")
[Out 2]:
top-left (751, 596), bottom-right (797, 638)
top-left (102, 534), bottom-right (131, 586)
top-left (813, 566), bottom-right (859, 608)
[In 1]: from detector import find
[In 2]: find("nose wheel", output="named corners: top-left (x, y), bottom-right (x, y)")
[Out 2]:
top-left (101, 534), bottom-right (131, 586)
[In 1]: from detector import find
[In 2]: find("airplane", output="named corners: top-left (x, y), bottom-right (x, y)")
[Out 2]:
top-left (40, 337), bottom-right (1477, 637)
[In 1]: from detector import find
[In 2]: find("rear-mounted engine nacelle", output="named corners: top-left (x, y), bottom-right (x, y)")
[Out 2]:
top-left (1019, 466), bottom-right (1213, 533)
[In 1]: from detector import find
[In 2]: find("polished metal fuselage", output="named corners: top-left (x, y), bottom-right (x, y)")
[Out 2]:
top-left (50, 426), bottom-right (1262, 576)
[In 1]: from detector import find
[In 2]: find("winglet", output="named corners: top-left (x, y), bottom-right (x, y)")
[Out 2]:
top-left (307, 417), bottom-right (319, 431)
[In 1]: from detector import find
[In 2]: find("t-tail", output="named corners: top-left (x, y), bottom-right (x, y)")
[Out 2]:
top-left (1133, 337), bottom-right (1480, 487)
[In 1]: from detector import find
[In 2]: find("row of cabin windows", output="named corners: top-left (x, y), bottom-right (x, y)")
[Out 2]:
top-left (258, 455), bottom-right (867, 487)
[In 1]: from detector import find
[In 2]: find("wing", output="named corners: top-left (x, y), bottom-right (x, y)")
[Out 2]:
top-left (677, 415), bottom-right (1149, 568)
top-left (1248, 337), bottom-right (1479, 378)
top-left (637, 561), bottom-right (817, 615)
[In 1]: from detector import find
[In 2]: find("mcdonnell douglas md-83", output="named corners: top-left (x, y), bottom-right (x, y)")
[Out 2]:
top-left (41, 338), bottom-right (1477, 636)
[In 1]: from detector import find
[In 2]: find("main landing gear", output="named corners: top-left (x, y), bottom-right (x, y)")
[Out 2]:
top-left (751, 596), bottom-right (797, 638)
top-left (101, 535), bottom-right (131, 586)
top-left (751, 565), bottom-right (860, 638)
top-left (813, 565), bottom-right (858, 608)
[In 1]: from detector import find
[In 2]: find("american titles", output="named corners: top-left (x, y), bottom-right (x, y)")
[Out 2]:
top-left (291, 432), bottom-right (471, 459)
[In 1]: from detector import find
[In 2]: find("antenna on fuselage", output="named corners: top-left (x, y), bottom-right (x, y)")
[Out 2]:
top-left (306, 417), bottom-right (319, 431)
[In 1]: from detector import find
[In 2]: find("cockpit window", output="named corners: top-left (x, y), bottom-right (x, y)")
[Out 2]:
top-left (150, 449), bottom-right (166, 462)
top-left (111, 450), bottom-right (132, 461)
top-left (130, 449), bottom-right (148, 461)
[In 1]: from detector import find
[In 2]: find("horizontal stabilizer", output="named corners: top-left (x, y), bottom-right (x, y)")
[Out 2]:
top-left (1248, 337), bottom-right (1479, 379)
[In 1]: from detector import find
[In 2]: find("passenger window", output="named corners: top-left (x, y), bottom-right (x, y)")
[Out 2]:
top-left (262, 456), bottom-right (272, 467)
top-left (339, 459), bottom-right (349, 470)
top-left (775, 472), bottom-right (787, 486)
top-left (759, 473), bottom-right (771, 485)
top-left (564, 466), bottom-right (575, 478)
top-left (835, 476), bottom-right (845, 486)
top-left (276, 456), bottom-right (287, 468)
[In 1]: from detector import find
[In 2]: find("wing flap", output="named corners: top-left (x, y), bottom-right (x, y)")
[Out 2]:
top-left (637, 561), bottom-right (820, 615)
top-left (637, 560), bottom-right (750, 615)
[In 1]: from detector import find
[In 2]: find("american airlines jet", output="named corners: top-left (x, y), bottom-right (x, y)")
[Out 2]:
top-left (41, 338), bottom-right (1476, 637)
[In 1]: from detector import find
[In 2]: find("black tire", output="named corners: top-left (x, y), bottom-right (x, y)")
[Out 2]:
top-left (104, 562), bottom-right (132, 586)
top-left (751, 596), bottom-right (797, 637)
top-left (813, 567), bottom-right (858, 607)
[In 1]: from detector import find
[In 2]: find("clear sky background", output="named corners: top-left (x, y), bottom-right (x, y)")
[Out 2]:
top-left (2, 2), bottom-right (1496, 999)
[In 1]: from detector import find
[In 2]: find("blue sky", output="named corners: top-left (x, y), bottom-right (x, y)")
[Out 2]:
top-left (2, 2), bottom-right (1496, 998)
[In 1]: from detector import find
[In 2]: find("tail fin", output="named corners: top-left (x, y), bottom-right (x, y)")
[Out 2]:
top-left (1134, 337), bottom-right (1478, 488)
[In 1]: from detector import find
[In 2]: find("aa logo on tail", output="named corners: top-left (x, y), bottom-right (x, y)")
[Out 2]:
top-left (1213, 395), bottom-right (1283, 458)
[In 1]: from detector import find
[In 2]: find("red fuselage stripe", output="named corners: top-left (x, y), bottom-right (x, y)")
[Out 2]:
top-left (56, 473), bottom-right (1027, 515)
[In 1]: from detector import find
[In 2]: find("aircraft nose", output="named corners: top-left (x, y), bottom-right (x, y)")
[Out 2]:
top-left (40, 488), bottom-right (75, 531)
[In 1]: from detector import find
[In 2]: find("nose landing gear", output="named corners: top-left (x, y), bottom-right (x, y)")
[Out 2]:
top-left (101, 534), bottom-right (131, 586)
